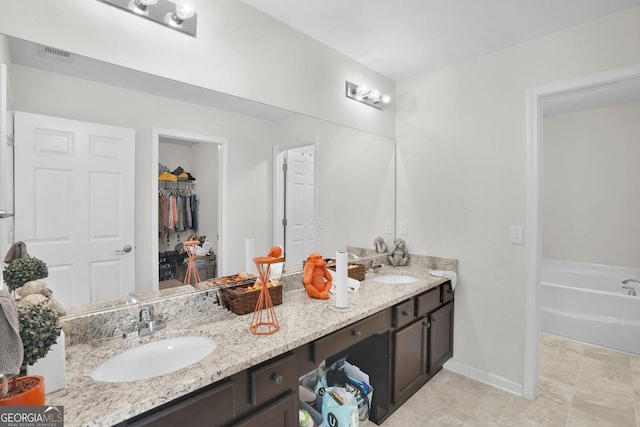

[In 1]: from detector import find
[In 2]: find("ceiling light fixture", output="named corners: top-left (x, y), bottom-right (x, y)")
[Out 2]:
top-left (98, 0), bottom-right (197, 37)
top-left (346, 81), bottom-right (391, 109)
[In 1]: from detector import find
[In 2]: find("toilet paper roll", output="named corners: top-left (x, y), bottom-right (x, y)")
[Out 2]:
top-left (335, 250), bottom-right (348, 308)
top-left (245, 238), bottom-right (255, 275)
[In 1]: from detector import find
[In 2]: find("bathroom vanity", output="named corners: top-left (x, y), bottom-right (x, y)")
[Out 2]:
top-left (48, 258), bottom-right (456, 427)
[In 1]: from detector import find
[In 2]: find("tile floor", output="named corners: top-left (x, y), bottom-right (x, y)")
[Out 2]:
top-left (380, 333), bottom-right (640, 426)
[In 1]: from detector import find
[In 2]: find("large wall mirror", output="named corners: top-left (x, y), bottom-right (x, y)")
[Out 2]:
top-left (2, 35), bottom-right (395, 316)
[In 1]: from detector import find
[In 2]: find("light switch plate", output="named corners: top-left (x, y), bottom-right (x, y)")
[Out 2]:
top-left (400, 221), bottom-right (408, 235)
top-left (384, 220), bottom-right (392, 234)
top-left (510, 226), bottom-right (523, 244)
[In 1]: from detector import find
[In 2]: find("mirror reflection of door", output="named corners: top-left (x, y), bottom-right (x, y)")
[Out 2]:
top-left (158, 136), bottom-right (220, 289)
top-left (276, 144), bottom-right (316, 266)
top-left (0, 64), bottom-right (14, 286)
top-left (13, 111), bottom-right (136, 308)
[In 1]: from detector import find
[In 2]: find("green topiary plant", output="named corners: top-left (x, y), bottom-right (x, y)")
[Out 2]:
top-left (3, 257), bottom-right (48, 292)
top-left (17, 304), bottom-right (61, 366)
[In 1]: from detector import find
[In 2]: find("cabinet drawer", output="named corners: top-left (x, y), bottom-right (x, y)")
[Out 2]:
top-left (250, 354), bottom-right (297, 406)
top-left (442, 282), bottom-right (454, 303)
top-left (313, 310), bottom-right (390, 363)
top-left (416, 288), bottom-right (440, 318)
top-left (394, 299), bottom-right (415, 329)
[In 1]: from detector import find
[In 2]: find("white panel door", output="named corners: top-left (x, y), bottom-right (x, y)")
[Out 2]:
top-left (14, 112), bottom-right (135, 308)
top-left (285, 150), bottom-right (315, 265)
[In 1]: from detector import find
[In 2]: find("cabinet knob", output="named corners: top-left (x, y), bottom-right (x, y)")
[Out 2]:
top-left (351, 330), bottom-right (362, 337)
top-left (271, 373), bottom-right (283, 384)
top-left (401, 310), bottom-right (410, 316)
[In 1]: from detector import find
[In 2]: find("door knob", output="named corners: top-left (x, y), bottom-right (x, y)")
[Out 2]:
top-left (116, 245), bottom-right (133, 254)
top-left (0, 210), bottom-right (14, 218)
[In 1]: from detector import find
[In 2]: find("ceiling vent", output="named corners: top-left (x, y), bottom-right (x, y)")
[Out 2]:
top-left (37, 45), bottom-right (74, 63)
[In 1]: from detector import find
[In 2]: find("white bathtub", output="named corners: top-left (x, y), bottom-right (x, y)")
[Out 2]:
top-left (540, 259), bottom-right (640, 356)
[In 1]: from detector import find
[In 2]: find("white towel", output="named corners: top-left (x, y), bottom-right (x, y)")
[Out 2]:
top-left (430, 270), bottom-right (458, 291)
top-left (0, 290), bottom-right (24, 378)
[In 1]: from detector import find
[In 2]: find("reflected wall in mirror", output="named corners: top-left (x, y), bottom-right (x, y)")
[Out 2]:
top-left (273, 115), bottom-right (395, 269)
top-left (2, 35), bottom-right (396, 316)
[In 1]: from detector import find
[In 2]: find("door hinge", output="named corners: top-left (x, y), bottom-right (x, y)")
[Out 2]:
top-left (6, 134), bottom-right (14, 147)
top-left (282, 163), bottom-right (287, 172)
top-left (281, 218), bottom-right (287, 226)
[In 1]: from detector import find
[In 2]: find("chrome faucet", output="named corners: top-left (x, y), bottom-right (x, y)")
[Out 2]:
top-left (622, 279), bottom-right (639, 296)
top-left (123, 307), bottom-right (166, 338)
top-left (367, 260), bottom-right (385, 274)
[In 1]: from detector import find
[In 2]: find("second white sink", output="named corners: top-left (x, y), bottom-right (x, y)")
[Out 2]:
top-left (373, 275), bottom-right (420, 284)
top-left (91, 336), bottom-right (217, 382)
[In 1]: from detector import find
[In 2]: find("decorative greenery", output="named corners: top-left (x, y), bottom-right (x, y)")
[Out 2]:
top-left (17, 304), bottom-right (61, 366)
top-left (3, 257), bottom-right (48, 292)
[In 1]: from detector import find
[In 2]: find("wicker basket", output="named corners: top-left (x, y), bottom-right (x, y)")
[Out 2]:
top-left (221, 283), bottom-right (283, 315)
top-left (328, 262), bottom-right (366, 281)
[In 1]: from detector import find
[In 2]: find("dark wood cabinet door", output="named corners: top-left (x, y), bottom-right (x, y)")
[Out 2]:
top-left (429, 301), bottom-right (454, 375)
top-left (393, 318), bottom-right (428, 404)
top-left (126, 380), bottom-right (235, 427)
top-left (235, 392), bottom-right (298, 427)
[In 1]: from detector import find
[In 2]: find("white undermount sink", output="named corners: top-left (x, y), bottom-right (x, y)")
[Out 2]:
top-left (373, 275), bottom-right (420, 284)
top-left (90, 336), bottom-right (217, 382)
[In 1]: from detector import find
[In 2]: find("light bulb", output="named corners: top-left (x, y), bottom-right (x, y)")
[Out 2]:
top-left (164, 0), bottom-right (196, 28)
top-left (128, 0), bottom-right (157, 15)
top-left (356, 84), bottom-right (369, 96)
top-left (381, 94), bottom-right (392, 104)
top-left (174, 0), bottom-right (196, 20)
top-left (369, 88), bottom-right (381, 100)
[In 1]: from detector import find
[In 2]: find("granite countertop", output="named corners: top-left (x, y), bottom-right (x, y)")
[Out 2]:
top-left (48, 264), bottom-right (451, 427)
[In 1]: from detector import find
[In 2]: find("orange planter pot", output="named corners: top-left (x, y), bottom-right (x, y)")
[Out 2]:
top-left (0, 375), bottom-right (45, 406)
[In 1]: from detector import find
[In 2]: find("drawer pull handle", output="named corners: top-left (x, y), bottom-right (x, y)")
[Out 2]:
top-left (271, 373), bottom-right (283, 384)
top-left (351, 330), bottom-right (362, 337)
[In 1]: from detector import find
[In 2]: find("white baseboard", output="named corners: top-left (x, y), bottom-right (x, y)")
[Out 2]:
top-left (443, 359), bottom-right (524, 397)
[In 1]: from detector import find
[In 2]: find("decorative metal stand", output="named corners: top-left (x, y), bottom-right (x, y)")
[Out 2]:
top-left (250, 256), bottom-right (284, 335)
top-left (182, 240), bottom-right (201, 285)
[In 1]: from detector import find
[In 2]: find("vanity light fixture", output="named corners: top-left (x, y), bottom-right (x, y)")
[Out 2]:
top-left (164, 0), bottom-right (196, 28)
top-left (128, 0), bottom-right (157, 16)
top-left (345, 81), bottom-right (392, 110)
top-left (98, 0), bottom-right (198, 37)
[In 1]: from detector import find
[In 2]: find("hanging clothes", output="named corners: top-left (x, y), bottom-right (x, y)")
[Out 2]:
top-left (191, 194), bottom-right (198, 231)
top-left (158, 181), bottom-right (198, 243)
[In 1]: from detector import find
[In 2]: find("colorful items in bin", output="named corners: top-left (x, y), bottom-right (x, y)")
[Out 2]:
top-left (303, 253), bottom-right (333, 299)
top-left (299, 409), bottom-right (313, 427)
top-left (322, 387), bottom-right (359, 427)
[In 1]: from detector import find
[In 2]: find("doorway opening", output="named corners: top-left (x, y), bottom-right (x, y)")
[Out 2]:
top-left (524, 64), bottom-right (640, 400)
top-left (151, 128), bottom-right (227, 290)
top-left (273, 139), bottom-right (317, 268)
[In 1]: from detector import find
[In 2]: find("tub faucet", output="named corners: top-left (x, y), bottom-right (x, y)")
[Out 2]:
top-left (622, 279), bottom-right (640, 286)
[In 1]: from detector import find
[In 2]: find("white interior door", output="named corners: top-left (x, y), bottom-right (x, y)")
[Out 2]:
top-left (14, 112), bottom-right (135, 308)
top-left (285, 149), bottom-right (315, 265)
